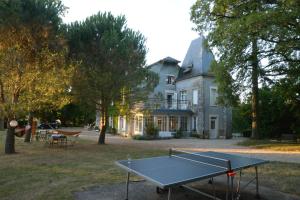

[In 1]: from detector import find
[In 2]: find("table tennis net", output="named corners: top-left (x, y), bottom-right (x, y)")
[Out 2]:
top-left (170, 149), bottom-right (231, 170)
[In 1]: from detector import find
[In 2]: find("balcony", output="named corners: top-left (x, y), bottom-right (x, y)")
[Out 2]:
top-left (144, 99), bottom-right (192, 111)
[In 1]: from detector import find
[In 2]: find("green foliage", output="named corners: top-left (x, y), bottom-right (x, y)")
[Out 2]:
top-left (58, 103), bottom-right (95, 126)
top-left (174, 129), bottom-right (183, 139)
top-left (0, 0), bottom-right (72, 118)
top-left (107, 126), bottom-right (117, 135)
top-left (190, 132), bottom-right (201, 138)
top-left (232, 104), bottom-right (251, 133)
top-left (66, 12), bottom-right (158, 143)
top-left (233, 85), bottom-right (300, 138)
top-left (0, 0), bottom-right (72, 153)
top-left (132, 135), bottom-right (148, 140)
top-left (191, 0), bottom-right (300, 138)
top-left (145, 123), bottom-right (159, 138)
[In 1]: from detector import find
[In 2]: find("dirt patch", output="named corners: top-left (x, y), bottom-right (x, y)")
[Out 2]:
top-left (73, 178), bottom-right (300, 200)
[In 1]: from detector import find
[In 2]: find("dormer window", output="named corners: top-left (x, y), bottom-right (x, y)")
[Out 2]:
top-left (166, 75), bottom-right (175, 85)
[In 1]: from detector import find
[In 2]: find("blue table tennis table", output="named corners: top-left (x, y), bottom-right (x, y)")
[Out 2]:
top-left (116, 149), bottom-right (268, 200)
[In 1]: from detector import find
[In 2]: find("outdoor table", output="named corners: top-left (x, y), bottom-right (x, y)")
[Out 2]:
top-left (48, 134), bottom-right (67, 147)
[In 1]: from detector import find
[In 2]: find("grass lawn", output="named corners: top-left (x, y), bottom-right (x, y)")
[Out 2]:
top-left (0, 131), bottom-right (300, 200)
top-left (237, 139), bottom-right (300, 152)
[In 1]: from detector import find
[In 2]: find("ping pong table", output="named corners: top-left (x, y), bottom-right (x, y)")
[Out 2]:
top-left (116, 149), bottom-right (268, 200)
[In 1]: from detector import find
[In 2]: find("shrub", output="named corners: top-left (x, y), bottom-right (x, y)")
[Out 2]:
top-left (191, 132), bottom-right (200, 138)
top-left (132, 135), bottom-right (147, 140)
top-left (174, 129), bottom-right (183, 139)
top-left (242, 129), bottom-right (251, 137)
top-left (145, 124), bottom-right (159, 138)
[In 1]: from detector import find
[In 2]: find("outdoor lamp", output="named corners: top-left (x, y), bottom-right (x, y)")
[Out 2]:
top-left (9, 120), bottom-right (18, 128)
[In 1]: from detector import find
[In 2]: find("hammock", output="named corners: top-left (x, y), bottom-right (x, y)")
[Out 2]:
top-left (14, 127), bottom-right (27, 137)
top-left (54, 130), bottom-right (81, 136)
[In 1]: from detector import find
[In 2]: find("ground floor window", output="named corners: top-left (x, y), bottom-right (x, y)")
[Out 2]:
top-left (119, 116), bottom-right (126, 131)
top-left (180, 116), bottom-right (188, 131)
top-left (193, 116), bottom-right (197, 131)
top-left (169, 116), bottom-right (178, 131)
top-left (157, 116), bottom-right (167, 131)
top-left (135, 115), bottom-right (143, 132)
top-left (145, 116), bottom-right (154, 127)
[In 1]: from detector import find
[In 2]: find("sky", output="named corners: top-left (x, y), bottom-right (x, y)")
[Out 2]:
top-left (62, 0), bottom-right (199, 65)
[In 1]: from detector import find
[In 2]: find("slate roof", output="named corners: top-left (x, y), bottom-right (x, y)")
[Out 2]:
top-left (177, 36), bottom-right (215, 81)
top-left (147, 56), bottom-right (180, 68)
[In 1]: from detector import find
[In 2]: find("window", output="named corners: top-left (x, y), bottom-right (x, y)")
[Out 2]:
top-left (169, 116), bottom-right (178, 131)
top-left (180, 90), bottom-right (187, 109)
top-left (210, 117), bottom-right (217, 129)
top-left (157, 116), bottom-right (167, 131)
top-left (180, 116), bottom-right (188, 131)
top-left (210, 87), bottom-right (218, 106)
top-left (193, 116), bottom-right (197, 131)
top-left (138, 116), bottom-right (143, 132)
top-left (166, 75), bottom-right (175, 85)
top-left (167, 94), bottom-right (173, 109)
top-left (135, 115), bottom-right (143, 132)
top-left (145, 116), bottom-right (154, 127)
top-left (119, 116), bottom-right (125, 131)
top-left (193, 89), bottom-right (198, 105)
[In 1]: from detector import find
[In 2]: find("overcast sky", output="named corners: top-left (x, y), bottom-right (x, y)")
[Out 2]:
top-left (62, 0), bottom-right (199, 65)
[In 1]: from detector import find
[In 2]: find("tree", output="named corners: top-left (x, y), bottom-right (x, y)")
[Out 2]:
top-left (0, 0), bottom-right (72, 153)
top-left (191, 0), bottom-right (300, 138)
top-left (67, 12), bottom-right (158, 144)
top-left (233, 85), bottom-right (299, 138)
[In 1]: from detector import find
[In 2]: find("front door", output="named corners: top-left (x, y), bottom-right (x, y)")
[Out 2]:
top-left (209, 116), bottom-right (218, 139)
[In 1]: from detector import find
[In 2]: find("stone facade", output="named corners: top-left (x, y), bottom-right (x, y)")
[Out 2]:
top-left (112, 36), bottom-right (232, 138)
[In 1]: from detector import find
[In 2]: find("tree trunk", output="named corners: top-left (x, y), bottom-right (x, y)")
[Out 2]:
top-left (5, 121), bottom-right (16, 154)
top-left (251, 39), bottom-right (260, 139)
top-left (24, 113), bottom-right (33, 142)
top-left (0, 117), bottom-right (4, 131)
top-left (98, 107), bottom-right (108, 144)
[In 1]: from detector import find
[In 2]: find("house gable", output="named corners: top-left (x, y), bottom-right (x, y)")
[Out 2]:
top-left (177, 36), bottom-right (215, 81)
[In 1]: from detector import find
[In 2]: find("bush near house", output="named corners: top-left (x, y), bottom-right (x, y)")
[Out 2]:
top-left (191, 132), bottom-right (201, 138)
top-left (145, 124), bottom-right (159, 139)
top-left (174, 129), bottom-right (183, 139)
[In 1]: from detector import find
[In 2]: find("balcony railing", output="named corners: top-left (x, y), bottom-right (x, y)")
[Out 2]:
top-left (144, 99), bottom-right (191, 110)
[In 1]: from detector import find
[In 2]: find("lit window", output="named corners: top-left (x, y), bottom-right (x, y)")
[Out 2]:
top-left (135, 116), bottom-right (143, 132)
top-left (157, 116), bottom-right (167, 131)
top-left (169, 116), bottom-right (178, 131)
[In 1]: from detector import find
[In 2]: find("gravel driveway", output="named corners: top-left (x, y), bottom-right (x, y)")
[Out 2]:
top-left (67, 128), bottom-right (300, 163)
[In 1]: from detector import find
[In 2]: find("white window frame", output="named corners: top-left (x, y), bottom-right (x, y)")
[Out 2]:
top-left (119, 116), bottom-right (126, 131)
top-left (134, 114), bottom-right (143, 133)
top-left (193, 116), bottom-right (197, 131)
top-left (165, 90), bottom-right (177, 109)
top-left (210, 86), bottom-right (218, 106)
top-left (180, 90), bottom-right (187, 109)
top-left (166, 75), bottom-right (175, 85)
top-left (192, 89), bottom-right (198, 105)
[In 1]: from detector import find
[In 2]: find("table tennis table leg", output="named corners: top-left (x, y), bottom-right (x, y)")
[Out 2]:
top-left (226, 175), bottom-right (229, 200)
top-left (255, 166), bottom-right (260, 199)
top-left (167, 187), bottom-right (171, 200)
top-left (231, 176), bottom-right (235, 200)
top-left (126, 172), bottom-right (130, 200)
top-left (235, 170), bottom-right (242, 200)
